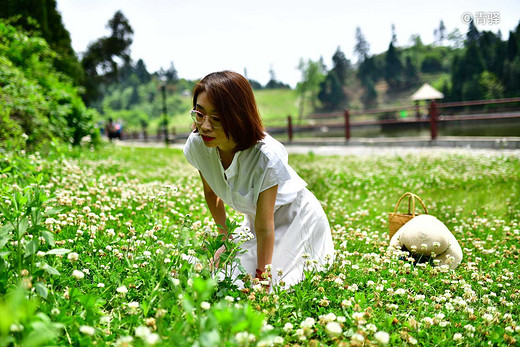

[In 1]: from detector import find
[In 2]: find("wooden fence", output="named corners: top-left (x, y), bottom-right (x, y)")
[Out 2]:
top-left (280, 97), bottom-right (520, 141)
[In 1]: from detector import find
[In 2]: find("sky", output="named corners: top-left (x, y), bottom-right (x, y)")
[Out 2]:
top-left (56, 0), bottom-right (520, 88)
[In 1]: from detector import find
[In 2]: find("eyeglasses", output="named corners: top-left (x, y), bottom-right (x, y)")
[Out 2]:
top-left (190, 109), bottom-right (222, 129)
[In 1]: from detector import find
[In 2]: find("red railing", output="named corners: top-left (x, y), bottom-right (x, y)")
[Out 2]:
top-left (281, 97), bottom-right (520, 141)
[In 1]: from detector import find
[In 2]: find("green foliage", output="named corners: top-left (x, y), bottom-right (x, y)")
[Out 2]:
top-left (0, 0), bottom-right (85, 86)
top-left (1, 146), bottom-right (519, 345)
top-left (0, 20), bottom-right (97, 148)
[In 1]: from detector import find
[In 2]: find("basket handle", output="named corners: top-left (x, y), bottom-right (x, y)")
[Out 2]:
top-left (393, 192), bottom-right (428, 216)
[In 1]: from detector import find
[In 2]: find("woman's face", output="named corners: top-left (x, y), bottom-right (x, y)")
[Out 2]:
top-left (195, 91), bottom-right (237, 152)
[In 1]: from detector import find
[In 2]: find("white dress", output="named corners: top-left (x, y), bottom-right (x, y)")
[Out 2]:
top-left (184, 131), bottom-right (334, 287)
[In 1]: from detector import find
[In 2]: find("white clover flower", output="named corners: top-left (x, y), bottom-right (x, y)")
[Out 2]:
top-left (352, 312), bottom-right (364, 321)
top-left (225, 296), bottom-right (235, 303)
top-left (10, 324), bottom-right (24, 332)
top-left (420, 243), bottom-right (428, 250)
top-left (135, 325), bottom-right (151, 339)
top-left (171, 278), bottom-right (180, 286)
top-left (79, 325), bottom-right (95, 336)
top-left (300, 317), bottom-right (315, 329)
top-left (453, 333), bottom-right (463, 341)
top-left (273, 336), bottom-right (284, 344)
top-left (261, 324), bottom-right (274, 332)
top-left (366, 323), bottom-right (377, 332)
top-left (97, 283), bottom-right (105, 288)
top-left (337, 316), bottom-right (346, 323)
top-left (128, 301), bottom-right (139, 310)
top-left (325, 322), bottom-right (342, 337)
top-left (72, 270), bottom-right (85, 280)
top-left (115, 336), bottom-right (134, 347)
top-left (322, 312), bottom-right (336, 322)
top-left (235, 331), bottom-right (255, 344)
top-left (283, 322), bottom-right (293, 332)
top-left (482, 313), bottom-right (493, 322)
top-left (200, 301), bottom-right (211, 310)
top-left (432, 241), bottom-right (441, 248)
top-left (36, 251), bottom-right (46, 257)
top-left (374, 331), bottom-right (390, 345)
top-left (145, 333), bottom-right (161, 345)
top-left (117, 285), bottom-right (128, 295)
top-left (351, 333), bottom-right (364, 342)
top-left (67, 252), bottom-right (79, 262)
top-left (100, 315), bottom-right (112, 325)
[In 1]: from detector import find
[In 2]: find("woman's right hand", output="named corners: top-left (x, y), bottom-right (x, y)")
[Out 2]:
top-left (211, 244), bottom-right (226, 270)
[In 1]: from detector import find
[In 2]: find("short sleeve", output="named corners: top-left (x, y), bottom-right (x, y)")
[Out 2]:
top-left (258, 155), bottom-right (291, 193)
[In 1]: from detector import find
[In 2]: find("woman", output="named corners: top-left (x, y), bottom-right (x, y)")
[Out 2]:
top-left (184, 71), bottom-right (334, 288)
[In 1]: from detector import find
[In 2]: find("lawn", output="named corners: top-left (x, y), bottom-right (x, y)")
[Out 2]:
top-left (1, 144), bottom-right (519, 346)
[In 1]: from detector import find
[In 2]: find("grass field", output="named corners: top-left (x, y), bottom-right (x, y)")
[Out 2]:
top-left (1, 145), bottom-right (519, 346)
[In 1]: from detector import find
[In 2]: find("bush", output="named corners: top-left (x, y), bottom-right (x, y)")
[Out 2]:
top-left (0, 20), bottom-right (95, 149)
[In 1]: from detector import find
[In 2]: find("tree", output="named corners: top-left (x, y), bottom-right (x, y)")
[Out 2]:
top-left (466, 21), bottom-right (480, 45)
top-left (318, 72), bottom-right (344, 111)
top-left (479, 71), bottom-right (504, 99)
top-left (447, 28), bottom-right (464, 49)
top-left (330, 47), bottom-right (351, 85)
top-left (296, 58), bottom-right (326, 122)
top-left (265, 65), bottom-right (290, 89)
top-left (317, 47), bottom-right (351, 111)
top-left (361, 78), bottom-right (378, 109)
top-left (403, 56), bottom-right (418, 88)
top-left (391, 24), bottom-right (398, 45)
top-left (434, 20), bottom-right (447, 45)
top-left (159, 62), bottom-right (178, 83)
top-left (354, 27), bottom-right (370, 63)
top-left (0, 0), bottom-right (84, 86)
top-left (384, 42), bottom-right (403, 90)
top-left (135, 59), bottom-right (151, 83)
top-left (81, 10), bottom-right (134, 105)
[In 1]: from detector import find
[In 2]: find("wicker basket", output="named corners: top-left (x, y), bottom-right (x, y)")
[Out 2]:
top-left (388, 192), bottom-right (428, 240)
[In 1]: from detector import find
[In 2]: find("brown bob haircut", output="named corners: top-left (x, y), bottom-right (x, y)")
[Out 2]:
top-left (192, 71), bottom-right (265, 151)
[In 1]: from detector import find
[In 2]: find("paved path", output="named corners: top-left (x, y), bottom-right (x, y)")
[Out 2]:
top-left (117, 137), bottom-right (520, 158)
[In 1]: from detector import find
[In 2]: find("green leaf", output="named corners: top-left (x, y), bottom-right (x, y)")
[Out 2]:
top-left (25, 240), bottom-right (38, 257)
top-left (0, 251), bottom-right (11, 258)
top-left (0, 235), bottom-right (11, 250)
top-left (42, 230), bottom-right (55, 246)
top-left (35, 282), bottom-right (48, 299)
top-left (45, 248), bottom-right (70, 256)
top-left (44, 207), bottom-right (64, 216)
top-left (38, 262), bottom-right (61, 276)
top-left (0, 223), bottom-right (14, 237)
top-left (17, 216), bottom-right (29, 238)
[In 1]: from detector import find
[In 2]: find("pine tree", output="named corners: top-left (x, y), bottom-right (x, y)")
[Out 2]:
top-left (384, 42), bottom-right (403, 90)
top-left (354, 27), bottom-right (370, 63)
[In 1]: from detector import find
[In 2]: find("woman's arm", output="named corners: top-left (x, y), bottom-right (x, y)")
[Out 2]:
top-left (255, 185), bottom-right (278, 272)
top-left (199, 171), bottom-right (228, 238)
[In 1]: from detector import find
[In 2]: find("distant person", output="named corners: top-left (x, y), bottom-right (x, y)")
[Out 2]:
top-left (183, 71), bottom-right (334, 289)
top-left (106, 117), bottom-right (122, 141)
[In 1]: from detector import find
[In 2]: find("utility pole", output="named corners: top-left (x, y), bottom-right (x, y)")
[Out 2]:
top-left (161, 83), bottom-right (168, 146)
